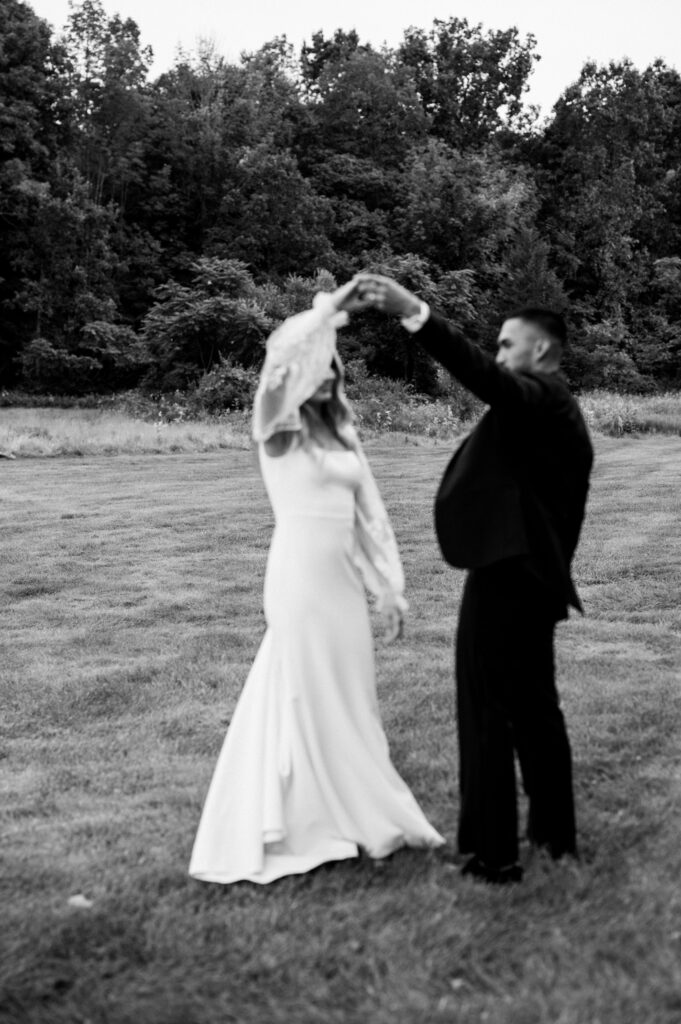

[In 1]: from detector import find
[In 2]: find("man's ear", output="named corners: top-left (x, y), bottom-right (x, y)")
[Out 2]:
top-left (534, 337), bottom-right (551, 363)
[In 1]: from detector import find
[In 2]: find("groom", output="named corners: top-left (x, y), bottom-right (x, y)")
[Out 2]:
top-left (356, 275), bottom-right (593, 883)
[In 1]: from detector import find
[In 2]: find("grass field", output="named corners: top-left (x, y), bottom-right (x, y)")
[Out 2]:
top-left (2, 437), bottom-right (681, 1024)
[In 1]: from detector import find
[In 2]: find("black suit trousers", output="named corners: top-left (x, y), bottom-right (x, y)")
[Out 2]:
top-left (455, 559), bottom-right (577, 867)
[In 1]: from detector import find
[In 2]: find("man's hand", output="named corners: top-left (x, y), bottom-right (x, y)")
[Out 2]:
top-left (355, 274), bottom-right (422, 319)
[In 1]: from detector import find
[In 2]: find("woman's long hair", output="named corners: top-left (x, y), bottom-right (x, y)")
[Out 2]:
top-left (299, 354), bottom-right (354, 450)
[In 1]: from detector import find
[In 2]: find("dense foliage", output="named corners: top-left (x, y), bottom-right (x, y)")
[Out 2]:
top-left (1, 1), bottom-right (680, 396)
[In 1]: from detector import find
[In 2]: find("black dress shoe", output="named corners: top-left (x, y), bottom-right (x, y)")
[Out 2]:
top-left (460, 855), bottom-right (523, 885)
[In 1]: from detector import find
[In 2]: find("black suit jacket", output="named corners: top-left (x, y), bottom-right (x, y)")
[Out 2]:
top-left (416, 312), bottom-right (593, 616)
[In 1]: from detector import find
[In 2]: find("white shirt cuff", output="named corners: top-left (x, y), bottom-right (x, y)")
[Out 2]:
top-left (400, 300), bottom-right (430, 333)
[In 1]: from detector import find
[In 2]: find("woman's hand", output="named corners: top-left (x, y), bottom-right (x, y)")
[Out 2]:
top-left (354, 274), bottom-right (422, 318)
top-left (329, 278), bottom-right (371, 314)
top-left (382, 603), bottom-right (404, 643)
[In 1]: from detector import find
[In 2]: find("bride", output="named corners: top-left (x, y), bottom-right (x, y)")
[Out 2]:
top-left (189, 280), bottom-right (444, 884)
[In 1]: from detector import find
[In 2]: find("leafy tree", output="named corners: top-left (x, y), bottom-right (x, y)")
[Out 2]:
top-left (0, 0), bottom-right (67, 171)
top-left (9, 168), bottom-right (142, 392)
top-left (252, 268), bottom-right (338, 322)
top-left (297, 40), bottom-right (427, 277)
top-left (0, 1), bottom-right (134, 392)
top-left (533, 59), bottom-right (681, 262)
top-left (339, 247), bottom-right (477, 392)
top-left (652, 257), bottom-right (681, 320)
top-left (135, 41), bottom-right (309, 272)
top-left (11, 171), bottom-right (117, 338)
top-left (529, 59), bottom-right (681, 384)
top-left (59, 0), bottom-right (152, 207)
top-left (0, 0), bottom-right (70, 380)
top-left (0, 3), bottom-right (152, 391)
top-left (394, 140), bottom-right (563, 349)
top-left (536, 60), bottom-right (681, 245)
top-left (301, 46), bottom-right (427, 169)
top-left (208, 144), bottom-right (334, 277)
top-left (300, 28), bottom-right (363, 89)
top-left (137, 53), bottom-right (241, 264)
top-left (494, 225), bottom-right (568, 313)
top-left (397, 141), bottom-right (533, 272)
top-left (299, 154), bottom-right (393, 274)
top-left (19, 321), bottom-right (145, 392)
top-left (241, 36), bottom-right (307, 147)
top-left (627, 258), bottom-right (681, 383)
top-left (398, 18), bottom-right (539, 149)
top-left (3, 5), bottom-right (680, 397)
top-left (141, 258), bottom-right (272, 388)
top-left (568, 320), bottom-right (653, 392)
top-left (141, 259), bottom-right (340, 388)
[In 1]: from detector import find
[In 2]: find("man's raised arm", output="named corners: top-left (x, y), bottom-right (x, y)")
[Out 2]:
top-left (355, 274), bottom-right (553, 410)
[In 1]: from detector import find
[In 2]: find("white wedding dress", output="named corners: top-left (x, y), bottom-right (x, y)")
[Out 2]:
top-left (189, 442), bottom-right (444, 884)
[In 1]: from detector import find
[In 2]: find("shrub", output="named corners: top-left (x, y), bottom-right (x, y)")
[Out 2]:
top-left (569, 320), bottom-right (658, 393)
top-left (141, 262), bottom-right (342, 390)
top-left (18, 338), bottom-right (102, 393)
top-left (189, 359), bottom-right (260, 415)
top-left (17, 325), bottom-right (149, 394)
top-left (343, 359), bottom-right (479, 437)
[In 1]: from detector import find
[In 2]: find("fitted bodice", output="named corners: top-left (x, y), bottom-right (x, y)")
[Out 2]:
top-left (259, 442), bottom-right (362, 523)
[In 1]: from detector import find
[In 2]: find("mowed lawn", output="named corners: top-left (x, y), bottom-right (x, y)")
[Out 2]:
top-left (2, 437), bottom-right (681, 1024)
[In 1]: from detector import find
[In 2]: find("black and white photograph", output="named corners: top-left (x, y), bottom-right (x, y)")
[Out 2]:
top-left (2, 0), bottom-right (681, 1021)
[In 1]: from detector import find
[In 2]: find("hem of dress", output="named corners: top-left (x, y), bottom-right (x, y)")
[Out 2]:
top-left (365, 831), bottom-right (446, 860)
top-left (189, 842), bottom-right (360, 886)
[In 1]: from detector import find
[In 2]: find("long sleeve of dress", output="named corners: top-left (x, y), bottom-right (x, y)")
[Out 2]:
top-left (347, 428), bottom-right (408, 613)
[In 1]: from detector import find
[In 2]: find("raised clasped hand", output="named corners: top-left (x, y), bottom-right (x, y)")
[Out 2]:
top-left (353, 274), bottom-right (421, 318)
top-left (329, 277), bottom-right (372, 314)
top-left (330, 275), bottom-right (421, 319)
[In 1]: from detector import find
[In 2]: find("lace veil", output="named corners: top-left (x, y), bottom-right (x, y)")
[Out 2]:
top-left (252, 293), bottom-right (350, 442)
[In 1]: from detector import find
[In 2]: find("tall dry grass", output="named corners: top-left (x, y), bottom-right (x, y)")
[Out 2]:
top-left (0, 407), bottom-right (249, 458)
top-left (579, 390), bottom-right (681, 436)
top-left (0, 389), bottom-right (679, 461)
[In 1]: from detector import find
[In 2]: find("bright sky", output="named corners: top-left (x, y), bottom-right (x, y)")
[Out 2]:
top-left (28, 0), bottom-right (681, 115)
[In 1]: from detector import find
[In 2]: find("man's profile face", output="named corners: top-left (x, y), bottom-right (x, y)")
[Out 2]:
top-left (495, 318), bottom-right (544, 373)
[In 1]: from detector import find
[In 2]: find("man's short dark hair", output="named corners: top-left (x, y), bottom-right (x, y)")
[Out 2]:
top-left (509, 307), bottom-right (568, 348)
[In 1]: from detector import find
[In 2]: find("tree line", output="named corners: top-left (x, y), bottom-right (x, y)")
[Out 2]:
top-left (2, 0), bottom-right (680, 397)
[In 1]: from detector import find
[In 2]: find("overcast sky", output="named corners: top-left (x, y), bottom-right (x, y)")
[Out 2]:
top-left (27, 0), bottom-right (681, 116)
